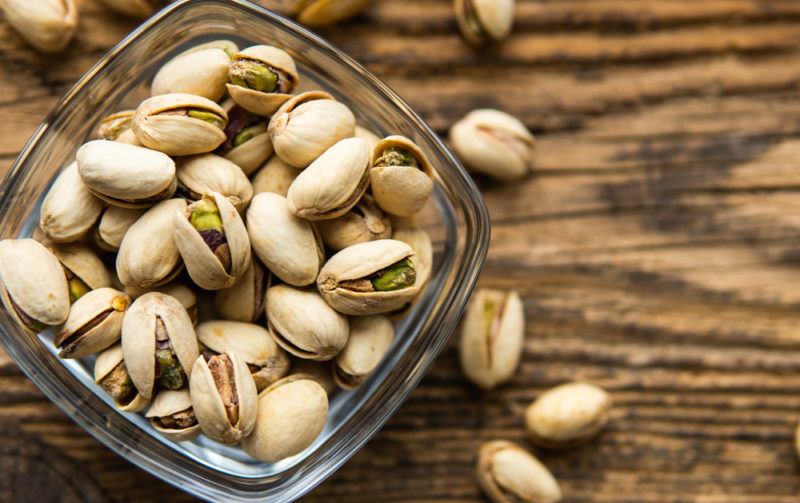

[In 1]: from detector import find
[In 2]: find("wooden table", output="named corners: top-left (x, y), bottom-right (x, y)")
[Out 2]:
top-left (2, 0), bottom-right (800, 501)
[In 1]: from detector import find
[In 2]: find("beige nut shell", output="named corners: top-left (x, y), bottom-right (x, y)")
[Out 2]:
top-left (55, 287), bottom-right (130, 359)
top-left (151, 40), bottom-right (237, 101)
top-left (525, 382), bottom-right (612, 449)
top-left (176, 154), bottom-right (254, 212)
top-left (476, 440), bottom-right (562, 503)
top-left (226, 45), bottom-right (300, 116)
top-left (370, 135), bottom-right (434, 217)
top-left (39, 162), bottom-right (104, 243)
top-left (146, 389), bottom-right (201, 442)
top-left (333, 315), bottom-right (394, 390)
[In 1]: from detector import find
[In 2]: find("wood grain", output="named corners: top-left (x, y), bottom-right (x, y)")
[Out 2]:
top-left (1, 0), bottom-right (800, 501)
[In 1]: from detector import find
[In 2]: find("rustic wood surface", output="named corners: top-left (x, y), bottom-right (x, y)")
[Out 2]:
top-left (2, 0), bottom-right (800, 501)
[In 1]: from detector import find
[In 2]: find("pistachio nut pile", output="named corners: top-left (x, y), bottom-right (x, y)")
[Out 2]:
top-left (0, 41), bottom-right (437, 463)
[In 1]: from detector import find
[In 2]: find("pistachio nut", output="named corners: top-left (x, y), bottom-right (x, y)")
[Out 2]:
top-left (125, 281), bottom-right (198, 325)
top-left (251, 155), bottom-right (299, 197)
top-left (246, 193), bottom-right (323, 287)
top-left (370, 135), bottom-right (434, 217)
top-left (94, 206), bottom-right (145, 252)
top-left (190, 350), bottom-right (257, 444)
top-left (0, 0), bottom-right (77, 53)
top-left (76, 140), bottom-right (177, 208)
top-left (151, 40), bottom-right (238, 101)
top-left (317, 239), bottom-right (419, 315)
top-left (226, 45), bottom-right (299, 117)
top-left (0, 239), bottom-right (69, 332)
top-left (213, 259), bottom-right (268, 323)
top-left (196, 320), bottom-right (289, 391)
top-left (476, 440), bottom-right (562, 503)
top-left (354, 125), bottom-right (381, 154)
top-left (218, 102), bottom-right (273, 176)
top-left (241, 375), bottom-right (328, 463)
top-left (39, 162), bottom-right (104, 243)
top-left (449, 109), bottom-right (535, 181)
top-left (316, 195), bottom-right (391, 251)
top-left (146, 389), bottom-right (201, 442)
top-left (525, 382), bottom-right (612, 449)
top-left (454, 0), bottom-right (514, 46)
top-left (175, 154), bottom-right (254, 212)
top-left (121, 292), bottom-right (199, 399)
top-left (173, 192), bottom-right (251, 290)
top-left (94, 343), bottom-right (150, 412)
top-left (132, 93), bottom-right (228, 156)
top-left (289, 358), bottom-right (336, 394)
top-left (96, 110), bottom-right (141, 145)
top-left (296, 0), bottom-right (372, 27)
top-left (333, 315), bottom-right (393, 390)
top-left (268, 91), bottom-right (356, 168)
top-left (55, 287), bottom-right (130, 358)
top-left (116, 199), bottom-right (186, 288)
top-left (95, 0), bottom-right (167, 17)
top-left (287, 137), bottom-right (370, 220)
top-left (266, 284), bottom-right (349, 361)
top-left (459, 289), bottom-right (524, 390)
top-left (49, 243), bottom-right (113, 302)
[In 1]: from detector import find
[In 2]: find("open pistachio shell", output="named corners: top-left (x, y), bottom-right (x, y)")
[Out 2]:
top-left (55, 287), bottom-right (131, 358)
top-left (124, 281), bottom-right (198, 325)
top-left (151, 40), bottom-right (238, 101)
top-left (117, 199), bottom-right (186, 288)
top-left (218, 101), bottom-right (273, 176)
top-left (96, 110), bottom-right (137, 143)
top-left (0, 239), bottom-right (69, 331)
top-left (454, 0), bottom-right (514, 46)
top-left (94, 343), bottom-right (151, 413)
top-left (213, 259), bottom-right (268, 323)
top-left (176, 154), bottom-right (254, 213)
top-left (370, 135), bottom-right (434, 217)
top-left (289, 358), bottom-right (336, 394)
top-left (146, 389), bottom-right (201, 442)
top-left (476, 440), bottom-right (562, 503)
top-left (316, 194), bottom-right (391, 251)
top-left (241, 375), bottom-right (328, 463)
top-left (0, 0), bottom-right (77, 53)
top-left (251, 155), bottom-right (300, 197)
top-left (268, 91), bottom-right (356, 168)
top-left (525, 382), bottom-right (612, 449)
top-left (266, 285), bottom-right (349, 361)
top-left (133, 93), bottom-right (228, 156)
top-left (317, 239), bottom-right (419, 315)
top-left (246, 193), bottom-right (323, 287)
top-left (287, 137), bottom-right (370, 220)
top-left (226, 45), bottom-right (299, 116)
top-left (94, 206), bottom-right (145, 252)
top-left (297, 0), bottom-right (372, 27)
top-left (77, 140), bottom-right (177, 209)
top-left (39, 162), bottom-right (104, 243)
top-left (333, 315), bottom-right (393, 390)
top-left (50, 243), bottom-right (113, 302)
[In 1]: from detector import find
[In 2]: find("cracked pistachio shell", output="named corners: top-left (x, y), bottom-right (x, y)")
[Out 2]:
top-left (226, 45), bottom-right (299, 116)
top-left (0, 239), bottom-right (69, 331)
top-left (268, 91), bottom-right (356, 168)
top-left (333, 315), bottom-right (393, 390)
top-left (50, 243), bottom-right (113, 293)
top-left (146, 389), bottom-right (201, 441)
top-left (317, 239), bottom-right (418, 315)
top-left (125, 281), bottom-right (198, 325)
top-left (152, 40), bottom-right (238, 101)
top-left (241, 375), bottom-right (328, 463)
top-left (219, 102), bottom-right (274, 176)
top-left (316, 195), bottom-right (392, 251)
top-left (176, 154), bottom-right (253, 212)
top-left (77, 140), bottom-right (177, 208)
top-left (190, 350), bottom-right (257, 444)
top-left (132, 93), bottom-right (228, 156)
top-left (39, 162), bottom-right (104, 243)
top-left (122, 292), bottom-right (199, 399)
top-left (173, 192), bottom-right (251, 290)
top-left (94, 206), bottom-right (145, 252)
top-left (477, 441), bottom-right (562, 503)
top-left (454, 0), bottom-right (514, 46)
top-left (246, 193), bottom-right (323, 287)
top-left (370, 135), bottom-right (434, 217)
top-left (297, 0), bottom-right (372, 27)
top-left (449, 109), bottom-right (535, 181)
top-left (213, 260), bottom-right (268, 323)
top-left (525, 382), bottom-right (612, 449)
top-left (459, 289), bottom-right (523, 390)
top-left (95, 0), bottom-right (159, 17)
top-left (0, 0), bottom-right (77, 53)
top-left (289, 358), bottom-right (336, 394)
top-left (116, 199), bottom-right (186, 289)
top-left (96, 110), bottom-right (140, 145)
top-left (251, 155), bottom-right (299, 197)
top-left (94, 343), bottom-right (150, 412)
top-left (266, 285), bottom-right (349, 361)
top-left (55, 287), bottom-right (130, 358)
top-left (287, 137), bottom-right (370, 220)
top-left (196, 320), bottom-right (289, 391)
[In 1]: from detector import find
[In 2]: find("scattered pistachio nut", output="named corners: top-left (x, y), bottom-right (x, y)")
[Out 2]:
top-left (175, 153), bottom-right (254, 212)
top-left (55, 288), bottom-right (131, 359)
top-left (454, 0), bottom-right (514, 46)
top-left (525, 382), bottom-right (612, 449)
top-left (146, 389), bottom-right (201, 442)
top-left (95, 343), bottom-right (151, 412)
top-left (39, 162), bottom-right (104, 243)
top-left (213, 259), bottom-right (268, 323)
top-left (370, 135), bottom-right (434, 217)
top-left (49, 243), bottom-right (113, 302)
top-left (333, 315), bottom-right (393, 390)
top-left (152, 40), bottom-right (238, 101)
top-left (251, 155), bottom-right (300, 197)
top-left (218, 102), bottom-right (273, 175)
top-left (0, 0), bottom-right (77, 53)
top-left (227, 45), bottom-right (299, 116)
top-left (94, 206), bottom-right (145, 252)
top-left (316, 194), bottom-right (392, 251)
top-left (476, 440), bottom-right (562, 503)
top-left (296, 0), bottom-right (372, 27)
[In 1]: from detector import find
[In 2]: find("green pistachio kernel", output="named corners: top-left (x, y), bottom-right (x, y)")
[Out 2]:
top-left (156, 348), bottom-right (186, 390)
top-left (68, 277), bottom-right (91, 303)
top-left (187, 109), bottom-right (226, 129)
top-left (229, 59), bottom-right (279, 93)
top-left (371, 258), bottom-right (416, 291)
top-left (233, 122), bottom-right (268, 147)
top-left (374, 147), bottom-right (419, 168)
top-left (189, 199), bottom-right (224, 232)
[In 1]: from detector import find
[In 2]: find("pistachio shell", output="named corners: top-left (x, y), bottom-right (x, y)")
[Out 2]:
top-left (251, 155), bottom-right (300, 197)
top-left (124, 281), bottom-right (198, 325)
top-left (0, 239), bottom-right (69, 330)
top-left (354, 125), bottom-right (381, 154)
top-left (525, 382), bottom-right (612, 449)
top-left (116, 199), bottom-right (186, 288)
top-left (175, 154), bottom-right (254, 212)
top-left (297, 0), bottom-right (372, 27)
top-left (289, 358), bottom-right (336, 394)
top-left (333, 315), bottom-right (393, 390)
top-left (391, 225), bottom-right (433, 314)
top-left (96, 110), bottom-right (136, 142)
top-left (0, 0), bottom-right (77, 53)
top-left (115, 128), bottom-right (142, 146)
top-left (316, 194), bottom-right (392, 251)
top-left (246, 193), bottom-right (323, 287)
top-left (226, 45), bottom-right (299, 116)
top-left (152, 40), bottom-right (237, 101)
top-left (95, 206), bottom-right (145, 252)
top-left (95, 0), bottom-right (155, 17)
top-left (39, 162), bottom-right (104, 243)
top-left (133, 93), bottom-right (228, 156)
top-left (268, 91), bottom-right (356, 168)
top-left (213, 260), bottom-right (267, 323)
top-left (370, 135), bottom-right (434, 217)
top-left (266, 285), bottom-right (349, 361)
top-left (77, 140), bottom-right (177, 208)
top-left (55, 287), bottom-right (130, 358)
top-left (459, 289), bottom-right (524, 390)
top-left (146, 389), bottom-right (201, 442)
top-left (241, 375), bottom-right (328, 462)
top-left (287, 137), bottom-right (370, 220)
top-left (454, 0), bottom-right (514, 46)
top-left (94, 343), bottom-right (150, 412)
top-left (173, 192), bottom-right (251, 290)
top-left (50, 242), bottom-right (113, 294)
top-left (476, 440), bottom-right (562, 503)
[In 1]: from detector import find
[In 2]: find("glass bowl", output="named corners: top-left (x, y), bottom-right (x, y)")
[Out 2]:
top-left (0, 0), bottom-right (489, 501)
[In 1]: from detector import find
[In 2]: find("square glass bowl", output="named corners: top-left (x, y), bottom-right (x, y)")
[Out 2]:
top-left (0, 0), bottom-right (489, 501)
